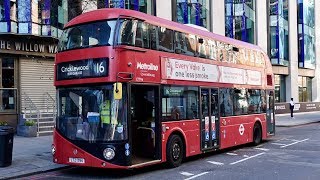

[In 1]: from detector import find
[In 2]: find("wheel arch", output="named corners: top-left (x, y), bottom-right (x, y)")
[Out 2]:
top-left (168, 130), bottom-right (187, 158)
top-left (252, 119), bottom-right (263, 145)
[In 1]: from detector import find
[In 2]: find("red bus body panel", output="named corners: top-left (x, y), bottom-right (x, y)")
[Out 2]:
top-left (161, 120), bottom-right (201, 161)
top-left (219, 114), bottom-right (266, 149)
top-left (53, 130), bottom-right (127, 169)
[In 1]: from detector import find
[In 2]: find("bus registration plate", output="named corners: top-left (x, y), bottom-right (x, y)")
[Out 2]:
top-left (69, 158), bottom-right (85, 164)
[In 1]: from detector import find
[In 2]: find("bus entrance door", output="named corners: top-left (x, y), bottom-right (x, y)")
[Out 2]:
top-left (130, 85), bottom-right (160, 165)
top-left (200, 88), bottom-right (220, 151)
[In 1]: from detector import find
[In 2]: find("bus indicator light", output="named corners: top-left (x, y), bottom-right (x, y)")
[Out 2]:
top-left (125, 150), bottom-right (130, 156)
top-left (125, 143), bottom-right (130, 150)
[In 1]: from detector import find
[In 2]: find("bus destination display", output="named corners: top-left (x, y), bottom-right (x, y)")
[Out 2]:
top-left (57, 58), bottom-right (108, 80)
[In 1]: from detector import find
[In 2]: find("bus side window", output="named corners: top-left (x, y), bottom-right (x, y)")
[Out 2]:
top-left (119, 19), bottom-right (134, 46)
top-left (261, 90), bottom-right (267, 113)
top-left (158, 27), bottom-right (174, 53)
top-left (208, 40), bottom-right (217, 60)
top-left (135, 21), bottom-right (150, 49)
top-left (198, 37), bottom-right (209, 58)
top-left (184, 33), bottom-right (196, 56)
top-left (233, 88), bottom-right (248, 115)
top-left (247, 89), bottom-right (262, 114)
top-left (161, 86), bottom-right (198, 121)
top-left (174, 31), bottom-right (183, 54)
top-left (219, 88), bottom-right (234, 117)
top-left (150, 25), bottom-right (158, 50)
top-left (217, 41), bottom-right (225, 62)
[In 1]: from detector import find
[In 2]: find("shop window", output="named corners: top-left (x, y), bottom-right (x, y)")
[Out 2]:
top-left (298, 76), bottom-right (312, 102)
top-left (1, 57), bottom-right (16, 112)
top-left (2, 58), bottom-right (14, 88)
top-left (274, 74), bottom-right (286, 102)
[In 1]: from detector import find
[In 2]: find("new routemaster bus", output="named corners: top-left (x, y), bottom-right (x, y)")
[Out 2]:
top-left (52, 8), bottom-right (275, 169)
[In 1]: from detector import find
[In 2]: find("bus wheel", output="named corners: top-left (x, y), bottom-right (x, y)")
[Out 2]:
top-left (253, 123), bottom-right (262, 145)
top-left (166, 134), bottom-right (184, 168)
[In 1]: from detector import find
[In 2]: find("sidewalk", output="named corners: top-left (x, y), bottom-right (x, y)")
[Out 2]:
top-left (275, 111), bottom-right (320, 127)
top-left (0, 135), bottom-right (65, 180)
top-left (1, 112), bottom-right (320, 179)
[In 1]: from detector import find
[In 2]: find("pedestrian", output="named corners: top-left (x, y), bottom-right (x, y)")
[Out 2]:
top-left (289, 98), bottom-right (295, 119)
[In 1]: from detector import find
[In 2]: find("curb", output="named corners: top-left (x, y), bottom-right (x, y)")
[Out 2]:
top-left (276, 120), bottom-right (320, 127)
top-left (1, 165), bottom-right (68, 180)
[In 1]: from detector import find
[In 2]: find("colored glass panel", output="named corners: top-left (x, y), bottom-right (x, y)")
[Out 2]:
top-left (269, 0), bottom-right (289, 66)
top-left (174, 0), bottom-right (211, 30)
top-left (225, 0), bottom-right (256, 44)
top-left (0, 0), bottom-right (11, 32)
top-left (98, 0), bottom-right (155, 15)
top-left (298, 0), bottom-right (315, 69)
top-left (17, 0), bottom-right (31, 34)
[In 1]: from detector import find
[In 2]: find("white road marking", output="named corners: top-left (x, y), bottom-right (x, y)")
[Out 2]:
top-left (280, 138), bottom-right (309, 148)
top-left (207, 161), bottom-right (224, 165)
top-left (290, 139), bottom-right (302, 142)
top-left (283, 138), bottom-right (300, 142)
top-left (271, 143), bottom-right (286, 146)
top-left (184, 172), bottom-right (209, 180)
top-left (254, 147), bottom-right (270, 151)
top-left (180, 172), bottom-right (194, 176)
top-left (243, 155), bottom-right (249, 158)
top-left (230, 152), bottom-right (265, 165)
top-left (226, 152), bottom-right (238, 156)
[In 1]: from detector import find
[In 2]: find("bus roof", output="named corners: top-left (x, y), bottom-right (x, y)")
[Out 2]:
top-left (65, 8), bottom-right (264, 53)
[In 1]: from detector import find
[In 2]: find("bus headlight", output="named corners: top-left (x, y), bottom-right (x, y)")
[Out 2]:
top-left (103, 147), bottom-right (115, 160)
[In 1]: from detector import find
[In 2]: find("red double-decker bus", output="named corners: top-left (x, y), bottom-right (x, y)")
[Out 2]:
top-left (52, 8), bottom-right (275, 169)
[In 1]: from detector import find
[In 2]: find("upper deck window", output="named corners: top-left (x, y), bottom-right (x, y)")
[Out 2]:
top-left (58, 20), bottom-right (117, 52)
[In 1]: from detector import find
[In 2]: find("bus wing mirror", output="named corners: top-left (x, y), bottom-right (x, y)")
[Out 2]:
top-left (113, 83), bottom-right (123, 100)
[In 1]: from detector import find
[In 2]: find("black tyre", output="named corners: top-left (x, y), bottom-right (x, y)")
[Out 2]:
top-left (166, 134), bottom-right (184, 168)
top-left (253, 123), bottom-right (262, 145)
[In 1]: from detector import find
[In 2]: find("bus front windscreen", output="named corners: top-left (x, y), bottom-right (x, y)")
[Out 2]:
top-left (56, 85), bottom-right (128, 142)
top-left (58, 20), bottom-right (117, 51)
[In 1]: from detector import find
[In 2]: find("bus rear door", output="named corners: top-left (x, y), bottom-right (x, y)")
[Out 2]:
top-left (266, 90), bottom-right (275, 135)
top-left (200, 88), bottom-right (220, 150)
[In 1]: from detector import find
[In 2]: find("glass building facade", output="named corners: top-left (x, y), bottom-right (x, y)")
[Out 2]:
top-left (0, 0), bottom-right (156, 38)
top-left (298, 0), bottom-right (315, 69)
top-left (172, 0), bottom-right (211, 30)
top-left (298, 76), bottom-right (312, 102)
top-left (0, 0), bottom-right (68, 37)
top-left (225, 0), bottom-right (256, 44)
top-left (97, 0), bottom-right (155, 15)
top-left (269, 0), bottom-right (289, 66)
top-left (274, 75), bottom-right (286, 103)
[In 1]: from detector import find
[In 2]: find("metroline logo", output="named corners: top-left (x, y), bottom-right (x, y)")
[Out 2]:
top-left (137, 62), bottom-right (159, 71)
